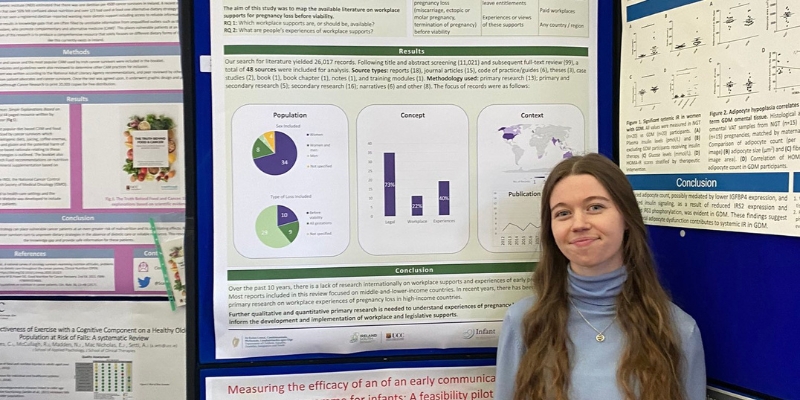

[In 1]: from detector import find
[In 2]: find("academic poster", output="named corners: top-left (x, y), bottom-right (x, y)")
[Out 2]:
top-left (0, 300), bottom-right (185, 399)
top-left (0, 0), bottom-right (185, 295)
top-left (620, 0), bottom-right (800, 236)
top-left (211, 0), bottom-right (600, 357)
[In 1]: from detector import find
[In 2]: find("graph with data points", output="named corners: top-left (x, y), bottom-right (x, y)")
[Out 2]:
top-left (772, 0), bottom-right (800, 32)
top-left (492, 190), bottom-right (543, 250)
top-left (713, 2), bottom-right (759, 46)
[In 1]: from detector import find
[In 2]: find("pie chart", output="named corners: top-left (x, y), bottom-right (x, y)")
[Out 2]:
top-left (255, 205), bottom-right (300, 248)
top-left (252, 131), bottom-right (297, 175)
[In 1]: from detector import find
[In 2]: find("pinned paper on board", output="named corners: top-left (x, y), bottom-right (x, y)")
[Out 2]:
top-left (161, 236), bottom-right (187, 307)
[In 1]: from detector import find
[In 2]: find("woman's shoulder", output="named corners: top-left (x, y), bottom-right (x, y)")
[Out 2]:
top-left (504, 295), bottom-right (537, 323)
top-left (668, 301), bottom-right (701, 338)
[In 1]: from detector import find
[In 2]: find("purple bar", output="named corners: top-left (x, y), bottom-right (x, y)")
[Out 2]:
top-left (438, 181), bottom-right (450, 216)
top-left (384, 153), bottom-right (396, 217)
top-left (412, 196), bottom-right (423, 216)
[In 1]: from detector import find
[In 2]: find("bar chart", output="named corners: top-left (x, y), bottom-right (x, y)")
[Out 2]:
top-left (357, 105), bottom-right (469, 255)
top-left (382, 152), bottom-right (452, 218)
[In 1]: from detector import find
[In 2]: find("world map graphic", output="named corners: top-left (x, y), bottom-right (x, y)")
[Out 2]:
top-left (499, 124), bottom-right (575, 171)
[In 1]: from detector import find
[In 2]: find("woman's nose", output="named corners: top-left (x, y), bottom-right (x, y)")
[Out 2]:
top-left (571, 212), bottom-right (590, 231)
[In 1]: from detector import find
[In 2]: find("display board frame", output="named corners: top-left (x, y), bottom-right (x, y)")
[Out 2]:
top-left (180, 0), bottom-right (799, 398)
top-left (183, 1), bottom-right (796, 399)
top-left (188, 0), bottom-right (616, 367)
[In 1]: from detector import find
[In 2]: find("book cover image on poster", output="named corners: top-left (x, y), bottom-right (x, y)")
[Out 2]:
top-left (123, 112), bottom-right (180, 194)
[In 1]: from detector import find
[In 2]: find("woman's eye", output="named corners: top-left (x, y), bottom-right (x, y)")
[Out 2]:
top-left (588, 204), bottom-right (605, 212)
top-left (554, 210), bottom-right (570, 218)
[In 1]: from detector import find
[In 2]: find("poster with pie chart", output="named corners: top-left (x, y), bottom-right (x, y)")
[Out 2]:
top-left (252, 131), bottom-right (297, 175)
top-left (255, 205), bottom-right (299, 248)
top-left (230, 104), bottom-right (350, 258)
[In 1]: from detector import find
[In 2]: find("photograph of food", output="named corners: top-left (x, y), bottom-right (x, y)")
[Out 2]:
top-left (122, 114), bottom-right (178, 186)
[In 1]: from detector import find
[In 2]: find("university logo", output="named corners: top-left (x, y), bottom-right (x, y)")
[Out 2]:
top-left (385, 332), bottom-right (404, 341)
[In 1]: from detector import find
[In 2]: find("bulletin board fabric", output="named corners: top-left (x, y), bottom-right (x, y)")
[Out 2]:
top-left (652, 226), bottom-right (800, 399)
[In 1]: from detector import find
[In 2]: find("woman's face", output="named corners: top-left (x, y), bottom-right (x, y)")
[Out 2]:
top-left (549, 174), bottom-right (626, 276)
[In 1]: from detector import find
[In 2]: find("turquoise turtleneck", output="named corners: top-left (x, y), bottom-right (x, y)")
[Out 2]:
top-left (495, 266), bottom-right (706, 400)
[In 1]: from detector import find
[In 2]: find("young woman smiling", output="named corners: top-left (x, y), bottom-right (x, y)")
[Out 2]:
top-left (495, 153), bottom-right (705, 400)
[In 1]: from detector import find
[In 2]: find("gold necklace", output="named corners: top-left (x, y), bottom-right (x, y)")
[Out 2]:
top-left (569, 297), bottom-right (618, 342)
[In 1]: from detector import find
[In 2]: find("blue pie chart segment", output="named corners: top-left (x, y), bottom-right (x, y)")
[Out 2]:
top-left (252, 131), bottom-right (297, 175)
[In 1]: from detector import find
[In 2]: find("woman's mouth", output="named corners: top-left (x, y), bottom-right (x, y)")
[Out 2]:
top-left (571, 237), bottom-right (597, 247)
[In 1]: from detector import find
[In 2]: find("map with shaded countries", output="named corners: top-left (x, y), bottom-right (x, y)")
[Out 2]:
top-left (500, 124), bottom-right (574, 167)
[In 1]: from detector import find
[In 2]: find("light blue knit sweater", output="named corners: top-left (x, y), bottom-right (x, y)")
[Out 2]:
top-left (495, 266), bottom-right (706, 400)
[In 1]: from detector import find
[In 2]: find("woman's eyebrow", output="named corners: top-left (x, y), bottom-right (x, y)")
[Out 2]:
top-left (584, 195), bottom-right (611, 203)
top-left (550, 195), bottom-right (612, 210)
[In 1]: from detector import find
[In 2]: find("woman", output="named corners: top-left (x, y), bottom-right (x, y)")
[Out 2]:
top-left (495, 153), bottom-right (705, 400)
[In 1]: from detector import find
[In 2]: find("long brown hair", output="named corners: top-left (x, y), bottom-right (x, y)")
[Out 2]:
top-left (513, 153), bottom-right (684, 400)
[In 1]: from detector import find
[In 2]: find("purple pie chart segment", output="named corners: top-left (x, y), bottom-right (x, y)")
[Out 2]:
top-left (277, 205), bottom-right (297, 226)
top-left (252, 131), bottom-right (297, 175)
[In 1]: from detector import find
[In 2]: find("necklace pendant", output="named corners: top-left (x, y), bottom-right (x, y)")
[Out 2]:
top-left (595, 334), bottom-right (605, 342)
